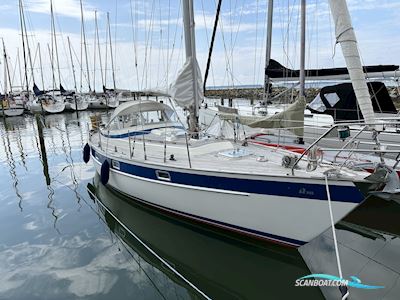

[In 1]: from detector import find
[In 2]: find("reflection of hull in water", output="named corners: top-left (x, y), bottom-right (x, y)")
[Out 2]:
top-left (89, 175), bottom-right (322, 300)
top-left (343, 196), bottom-right (400, 237)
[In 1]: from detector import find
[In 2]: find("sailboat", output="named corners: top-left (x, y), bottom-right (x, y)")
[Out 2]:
top-left (21, 0), bottom-right (65, 114)
top-left (1, 39), bottom-right (24, 117)
top-left (84, 0), bottom-right (394, 247)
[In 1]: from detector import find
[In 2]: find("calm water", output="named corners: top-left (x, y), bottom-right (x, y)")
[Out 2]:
top-left (0, 112), bottom-right (399, 300)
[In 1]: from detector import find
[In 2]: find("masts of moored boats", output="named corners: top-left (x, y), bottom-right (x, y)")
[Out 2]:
top-left (67, 37), bottom-right (77, 93)
top-left (80, 0), bottom-right (91, 93)
top-left (2, 38), bottom-right (7, 117)
top-left (67, 36), bottom-right (80, 113)
top-left (50, 0), bottom-right (62, 92)
top-left (18, 0), bottom-right (29, 93)
top-left (95, 10), bottom-right (105, 91)
top-left (107, 12), bottom-right (116, 91)
top-left (38, 43), bottom-right (45, 91)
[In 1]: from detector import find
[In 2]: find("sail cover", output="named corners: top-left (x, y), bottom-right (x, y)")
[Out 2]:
top-left (219, 97), bottom-right (306, 137)
top-left (266, 59), bottom-right (399, 81)
top-left (169, 57), bottom-right (204, 109)
top-left (33, 83), bottom-right (45, 96)
top-left (308, 82), bottom-right (397, 121)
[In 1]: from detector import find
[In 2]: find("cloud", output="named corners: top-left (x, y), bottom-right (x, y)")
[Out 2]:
top-left (24, 0), bottom-right (96, 20)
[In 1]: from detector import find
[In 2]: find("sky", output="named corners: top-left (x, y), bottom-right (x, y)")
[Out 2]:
top-left (0, 0), bottom-right (399, 92)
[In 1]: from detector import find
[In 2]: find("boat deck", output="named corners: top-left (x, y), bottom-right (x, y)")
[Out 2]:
top-left (90, 130), bottom-right (368, 181)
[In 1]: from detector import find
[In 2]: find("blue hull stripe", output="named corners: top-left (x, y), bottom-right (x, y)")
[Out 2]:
top-left (92, 149), bottom-right (364, 203)
top-left (102, 126), bottom-right (184, 139)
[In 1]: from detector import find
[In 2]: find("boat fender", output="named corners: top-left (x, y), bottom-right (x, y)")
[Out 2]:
top-left (83, 143), bottom-right (90, 163)
top-left (101, 160), bottom-right (110, 185)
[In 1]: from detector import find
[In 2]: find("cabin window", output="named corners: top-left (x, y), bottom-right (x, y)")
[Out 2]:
top-left (324, 93), bottom-right (340, 107)
top-left (155, 170), bottom-right (171, 181)
top-left (141, 110), bottom-right (168, 124)
top-left (112, 160), bottom-right (120, 170)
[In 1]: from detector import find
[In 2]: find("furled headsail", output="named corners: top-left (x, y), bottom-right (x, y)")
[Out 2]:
top-left (328, 0), bottom-right (375, 125)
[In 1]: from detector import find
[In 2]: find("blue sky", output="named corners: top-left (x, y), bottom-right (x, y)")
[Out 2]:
top-left (1, 0), bottom-right (399, 92)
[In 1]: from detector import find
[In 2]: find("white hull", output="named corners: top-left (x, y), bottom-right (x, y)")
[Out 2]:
top-left (65, 101), bottom-right (89, 111)
top-left (2, 108), bottom-right (24, 117)
top-left (43, 102), bottom-right (65, 114)
top-left (88, 97), bottom-right (119, 109)
top-left (91, 150), bottom-right (363, 247)
top-left (29, 101), bottom-right (65, 114)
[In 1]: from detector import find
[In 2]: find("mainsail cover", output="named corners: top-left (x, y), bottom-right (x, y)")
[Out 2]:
top-left (328, 0), bottom-right (375, 126)
top-left (219, 97), bottom-right (306, 137)
top-left (266, 59), bottom-right (399, 80)
top-left (169, 57), bottom-right (204, 109)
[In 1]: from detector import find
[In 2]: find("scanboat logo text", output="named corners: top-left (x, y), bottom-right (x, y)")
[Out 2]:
top-left (295, 274), bottom-right (384, 289)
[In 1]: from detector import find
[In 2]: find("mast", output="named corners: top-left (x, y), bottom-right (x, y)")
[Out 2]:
top-left (107, 12), bottom-right (116, 90)
top-left (80, 0), bottom-right (91, 92)
top-left (203, 0), bottom-right (222, 93)
top-left (48, 43), bottom-right (56, 91)
top-left (2, 39), bottom-right (8, 114)
top-left (3, 40), bottom-right (13, 94)
top-left (16, 49), bottom-right (23, 90)
top-left (67, 37), bottom-right (77, 92)
top-left (182, 0), bottom-right (199, 135)
top-left (21, 1), bottom-right (35, 86)
top-left (299, 0), bottom-right (306, 98)
top-left (38, 43), bottom-right (45, 90)
top-left (328, 0), bottom-right (375, 125)
top-left (95, 10), bottom-right (104, 90)
top-left (50, 0), bottom-right (62, 89)
top-left (263, 0), bottom-right (273, 101)
top-left (93, 10), bottom-right (96, 92)
top-left (68, 36), bottom-right (79, 114)
top-left (18, 0), bottom-right (29, 93)
top-left (104, 13), bottom-right (108, 90)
